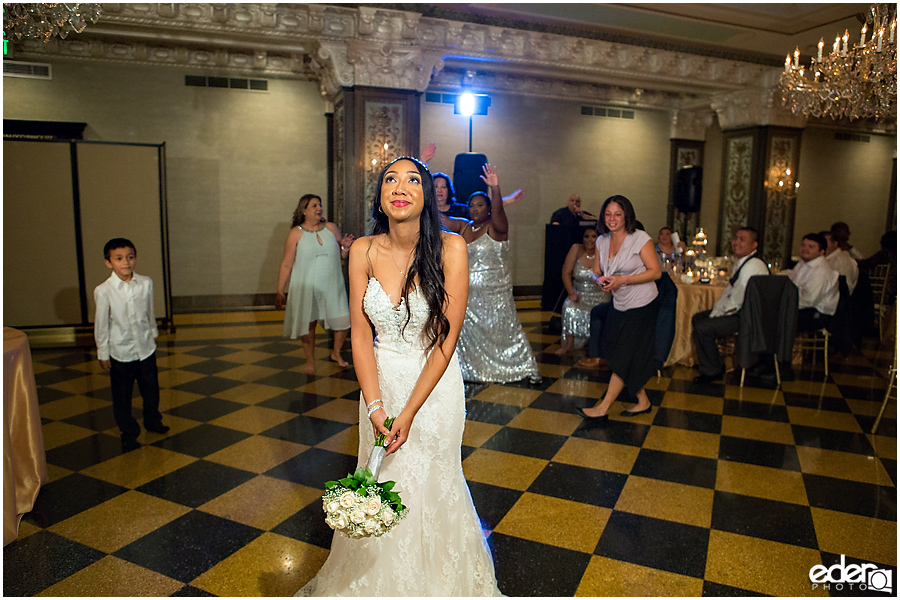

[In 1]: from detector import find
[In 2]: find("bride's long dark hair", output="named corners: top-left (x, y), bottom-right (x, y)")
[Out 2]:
top-left (371, 156), bottom-right (450, 353)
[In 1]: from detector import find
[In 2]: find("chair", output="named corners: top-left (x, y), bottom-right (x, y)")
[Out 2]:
top-left (654, 272), bottom-right (678, 376)
top-left (869, 263), bottom-right (891, 339)
top-left (871, 347), bottom-right (897, 435)
top-left (736, 275), bottom-right (799, 388)
top-left (794, 275), bottom-right (849, 379)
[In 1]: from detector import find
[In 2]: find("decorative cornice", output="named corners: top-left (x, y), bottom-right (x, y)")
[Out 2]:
top-left (669, 109), bottom-right (716, 141)
top-left (313, 39), bottom-right (444, 98)
top-left (8, 3), bottom-right (789, 119)
top-left (711, 88), bottom-right (807, 130)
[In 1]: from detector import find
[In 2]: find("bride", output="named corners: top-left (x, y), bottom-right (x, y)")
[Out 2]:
top-left (296, 156), bottom-right (503, 596)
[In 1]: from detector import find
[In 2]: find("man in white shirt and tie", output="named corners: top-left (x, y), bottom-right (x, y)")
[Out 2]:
top-left (822, 230), bottom-right (859, 294)
top-left (692, 227), bottom-right (769, 384)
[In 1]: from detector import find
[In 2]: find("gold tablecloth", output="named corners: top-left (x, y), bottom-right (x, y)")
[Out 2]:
top-left (665, 280), bottom-right (727, 367)
top-left (3, 328), bottom-right (48, 545)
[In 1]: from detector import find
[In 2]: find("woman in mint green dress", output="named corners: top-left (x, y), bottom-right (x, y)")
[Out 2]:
top-left (276, 194), bottom-right (355, 374)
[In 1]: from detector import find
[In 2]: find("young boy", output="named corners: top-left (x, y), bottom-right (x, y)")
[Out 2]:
top-left (94, 238), bottom-right (169, 451)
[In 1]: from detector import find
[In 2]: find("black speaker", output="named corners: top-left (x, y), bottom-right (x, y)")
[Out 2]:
top-left (674, 165), bottom-right (703, 213)
top-left (453, 153), bottom-right (488, 205)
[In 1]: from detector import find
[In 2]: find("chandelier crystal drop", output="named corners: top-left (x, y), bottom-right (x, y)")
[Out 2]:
top-left (3, 3), bottom-right (101, 43)
top-left (779, 3), bottom-right (896, 121)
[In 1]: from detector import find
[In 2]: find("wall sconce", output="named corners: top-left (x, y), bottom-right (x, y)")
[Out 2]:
top-left (766, 166), bottom-right (800, 200)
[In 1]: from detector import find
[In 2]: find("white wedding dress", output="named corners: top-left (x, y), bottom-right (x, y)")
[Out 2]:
top-left (296, 278), bottom-right (502, 597)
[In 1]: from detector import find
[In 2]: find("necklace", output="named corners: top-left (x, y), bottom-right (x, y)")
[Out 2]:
top-left (387, 239), bottom-right (414, 276)
top-left (471, 222), bottom-right (487, 233)
top-left (300, 223), bottom-right (324, 245)
top-left (299, 222), bottom-right (324, 233)
top-left (585, 253), bottom-right (596, 260)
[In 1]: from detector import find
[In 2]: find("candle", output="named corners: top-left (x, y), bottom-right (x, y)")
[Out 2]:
top-left (891, 20), bottom-right (895, 43)
top-left (793, 47), bottom-right (800, 68)
top-left (834, 36), bottom-right (840, 54)
top-left (843, 30), bottom-right (849, 56)
top-left (860, 24), bottom-right (867, 46)
top-left (784, 54), bottom-right (791, 73)
top-left (818, 38), bottom-right (823, 61)
top-left (878, 29), bottom-right (883, 52)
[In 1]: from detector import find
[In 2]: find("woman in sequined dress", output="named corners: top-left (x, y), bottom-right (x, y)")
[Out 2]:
top-left (457, 164), bottom-right (541, 384)
top-left (556, 228), bottom-right (611, 355)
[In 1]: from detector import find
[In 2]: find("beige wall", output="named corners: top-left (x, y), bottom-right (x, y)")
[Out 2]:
top-left (3, 59), bottom-right (329, 298)
top-left (794, 127), bottom-right (895, 259)
top-left (5, 57), bottom-right (894, 300)
top-left (421, 93), bottom-right (674, 286)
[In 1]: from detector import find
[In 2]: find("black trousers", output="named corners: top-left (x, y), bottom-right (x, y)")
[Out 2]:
top-left (691, 309), bottom-right (740, 376)
top-left (110, 353), bottom-right (163, 440)
top-left (587, 301), bottom-right (612, 358)
top-left (797, 307), bottom-right (832, 333)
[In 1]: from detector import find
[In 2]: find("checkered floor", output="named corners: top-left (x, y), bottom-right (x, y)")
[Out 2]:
top-left (4, 300), bottom-right (897, 597)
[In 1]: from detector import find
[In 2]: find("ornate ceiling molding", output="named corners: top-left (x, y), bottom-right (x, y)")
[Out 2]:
top-left (9, 2), bottom-right (783, 124)
top-left (670, 110), bottom-right (717, 141)
top-left (313, 40), bottom-right (445, 98)
top-left (711, 80), bottom-right (807, 130)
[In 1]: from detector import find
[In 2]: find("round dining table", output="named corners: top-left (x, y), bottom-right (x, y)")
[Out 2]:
top-left (664, 278), bottom-right (727, 367)
top-left (3, 328), bottom-right (48, 545)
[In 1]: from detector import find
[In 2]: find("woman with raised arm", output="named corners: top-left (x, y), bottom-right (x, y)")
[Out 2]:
top-left (276, 194), bottom-right (354, 374)
top-left (296, 157), bottom-right (501, 597)
top-left (576, 195), bottom-right (661, 421)
top-left (457, 164), bottom-right (541, 384)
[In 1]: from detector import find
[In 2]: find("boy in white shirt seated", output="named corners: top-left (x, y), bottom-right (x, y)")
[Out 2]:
top-left (94, 238), bottom-right (169, 451)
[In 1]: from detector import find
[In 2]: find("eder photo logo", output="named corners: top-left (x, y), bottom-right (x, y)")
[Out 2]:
top-left (809, 555), bottom-right (893, 594)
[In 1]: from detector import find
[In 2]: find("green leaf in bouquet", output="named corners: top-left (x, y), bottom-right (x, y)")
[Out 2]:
top-left (339, 476), bottom-right (357, 489)
top-left (381, 480), bottom-right (395, 493)
top-left (325, 480), bottom-right (340, 489)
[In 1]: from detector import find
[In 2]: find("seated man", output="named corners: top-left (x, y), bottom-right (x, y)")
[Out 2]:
top-left (551, 194), bottom-right (596, 225)
top-left (786, 232), bottom-right (840, 332)
top-left (692, 227), bottom-right (769, 384)
top-left (822, 230), bottom-right (858, 294)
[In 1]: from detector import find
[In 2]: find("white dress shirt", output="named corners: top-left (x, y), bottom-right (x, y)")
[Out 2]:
top-left (787, 256), bottom-right (840, 316)
top-left (709, 252), bottom-right (769, 318)
top-left (825, 248), bottom-right (859, 294)
top-left (94, 272), bottom-right (158, 362)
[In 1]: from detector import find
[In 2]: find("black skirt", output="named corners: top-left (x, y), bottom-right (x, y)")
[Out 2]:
top-left (602, 297), bottom-right (660, 396)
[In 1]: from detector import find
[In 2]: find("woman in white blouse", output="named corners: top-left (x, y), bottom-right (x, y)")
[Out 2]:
top-left (577, 195), bottom-right (661, 421)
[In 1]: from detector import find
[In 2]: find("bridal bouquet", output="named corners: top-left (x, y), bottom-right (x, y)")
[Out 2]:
top-left (322, 417), bottom-right (409, 538)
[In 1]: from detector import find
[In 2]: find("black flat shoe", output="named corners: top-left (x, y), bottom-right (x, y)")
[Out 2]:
top-left (620, 406), bottom-right (652, 417)
top-left (575, 407), bottom-right (609, 422)
top-left (145, 423), bottom-right (170, 434)
top-left (121, 438), bottom-right (141, 452)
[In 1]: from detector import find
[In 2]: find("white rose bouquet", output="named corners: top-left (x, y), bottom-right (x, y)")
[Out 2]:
top-left (322, 416), bottom-right (408, 539)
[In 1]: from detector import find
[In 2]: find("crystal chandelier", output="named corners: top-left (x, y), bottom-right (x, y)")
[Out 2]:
top-left (779, 3), bottom-right (897, 121)
top-left (3, 3), bottom-right (101, 43)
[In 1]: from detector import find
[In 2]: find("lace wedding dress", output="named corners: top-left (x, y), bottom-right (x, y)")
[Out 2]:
top-left (296, 278), bottom-right (502, 597)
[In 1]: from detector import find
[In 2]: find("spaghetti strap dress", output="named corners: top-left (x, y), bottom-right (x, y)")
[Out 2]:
top-left (284, 226), bottom-right (350, 337)
top-left (457, 232), bottom-right (540, 383)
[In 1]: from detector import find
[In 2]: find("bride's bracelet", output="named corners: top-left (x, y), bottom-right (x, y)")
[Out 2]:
top-left (366, 400), bottom-right (384, 418)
